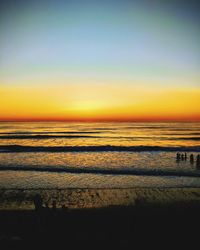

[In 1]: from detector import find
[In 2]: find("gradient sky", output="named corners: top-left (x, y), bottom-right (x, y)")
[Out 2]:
top-left (0, 0), bottom-right (200, 121)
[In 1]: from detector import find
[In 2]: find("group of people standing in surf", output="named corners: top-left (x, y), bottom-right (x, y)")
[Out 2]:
top-left (176, 152), bottom-right (200, 168)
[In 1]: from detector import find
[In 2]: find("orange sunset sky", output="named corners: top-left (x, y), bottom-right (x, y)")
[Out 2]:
top-left (0, 0), bottom-right (200, 122)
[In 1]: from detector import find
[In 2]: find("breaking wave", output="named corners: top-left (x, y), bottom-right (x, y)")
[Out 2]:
top-left (0, 145), bottom-right (200, 153)
top-left (0, 164), bottom-right (200, 178)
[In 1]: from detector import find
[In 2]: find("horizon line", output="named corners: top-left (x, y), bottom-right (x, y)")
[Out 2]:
top-left (0, 118), bottom-right (200, 123)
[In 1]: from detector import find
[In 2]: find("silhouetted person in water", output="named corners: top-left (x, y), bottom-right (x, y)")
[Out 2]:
top-left (33, 194), bottom-right (43, 211)
top-left (176, 153), bottom-right (181, 161)
top-left (184, 153), bottom-right (187, 161)
top-left (190, 154), bottom-right (194, 164)
top-left (181, 154), bottom-right (184, 161)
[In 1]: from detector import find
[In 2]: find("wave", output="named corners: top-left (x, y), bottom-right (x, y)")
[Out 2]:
top-left (0, 165), bottom-right (200, 178)
top-left (121, 126), bottom-right (200, 131)
top-left (168, 137), bottom-right (200, 141)
top-left (0, 145), bottom-right (200, 153)
top-left (87, 127), bottom-right (118, 131)
top-left (0, 131), bottom-right (102, 134)
top-left (0, 135), bottom-right (100, 139)
top-left (1, 134), bottom-right (200, 140)
top-left (167, 133), bottom-right (200, 136)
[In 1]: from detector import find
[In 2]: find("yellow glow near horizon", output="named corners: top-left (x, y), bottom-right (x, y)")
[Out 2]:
top-left (1, 0), bottom-right (200, 122)
top-left (1, 82), bottom-right (200, 121)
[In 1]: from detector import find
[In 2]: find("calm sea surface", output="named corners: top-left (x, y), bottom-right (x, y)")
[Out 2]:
top-left (0, 122), bottom-right (200, 188)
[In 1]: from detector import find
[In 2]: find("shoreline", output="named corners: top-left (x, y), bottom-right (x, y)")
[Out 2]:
top-left (1, 187), bottom-right (200, 210)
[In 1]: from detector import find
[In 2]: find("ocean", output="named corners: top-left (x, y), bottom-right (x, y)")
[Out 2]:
top-left (0, 122), bottom-right (200, 189)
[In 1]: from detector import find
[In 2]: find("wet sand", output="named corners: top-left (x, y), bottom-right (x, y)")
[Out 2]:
top-left (1, 187), bottom-right (200, 210)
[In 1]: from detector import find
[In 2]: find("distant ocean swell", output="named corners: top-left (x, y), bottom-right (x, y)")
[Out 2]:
top-left (2, 125), bottom-right (200, 130)
top-left (0, 145), bottom-right (200, 153)
top-left (0, 135), bottom-right (200, 140)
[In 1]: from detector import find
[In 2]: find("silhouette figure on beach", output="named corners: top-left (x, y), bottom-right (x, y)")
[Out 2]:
top-left (33, 194), bottom-right (43, 211)
top-left (176, 153), bottom-right (200, 169)
top-left (184, 153), bottom-right (187, 160)
top-left (176, 152), bottom-right (187, 162)
top-left (190, 154), bottom-right (194, 164)
top-left (176, 153), bottom-right (181, 162)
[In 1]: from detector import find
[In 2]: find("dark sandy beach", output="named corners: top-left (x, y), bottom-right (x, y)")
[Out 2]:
top-left (1, 187), bottom-right (200, 209)
top-left (1, 188), bottom-right (200, 248)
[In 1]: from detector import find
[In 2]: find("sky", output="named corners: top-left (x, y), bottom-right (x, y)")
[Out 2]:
top-left (0, 0), bottom-right (200, 121)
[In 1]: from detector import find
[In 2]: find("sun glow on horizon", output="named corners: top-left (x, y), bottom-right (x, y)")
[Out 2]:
top-left (1, 82), bottom-right (200, 122)
top-left (0, 0), bottom-right (200, 122)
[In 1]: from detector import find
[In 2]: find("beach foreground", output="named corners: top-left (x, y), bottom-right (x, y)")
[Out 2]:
top-left (1, 187), bottom-right (200, 248)
top-left (1, 187), bottom-right (200, 210)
